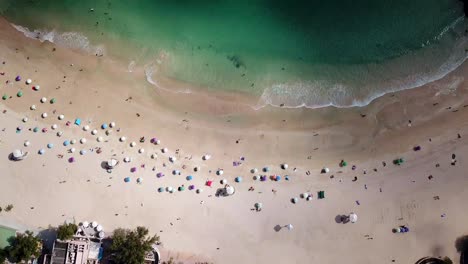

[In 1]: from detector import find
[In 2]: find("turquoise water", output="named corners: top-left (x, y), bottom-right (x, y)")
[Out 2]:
top-left (0, 0), bottom-right (467, 107)
top-left (0, 225), bottom-right (15, 249)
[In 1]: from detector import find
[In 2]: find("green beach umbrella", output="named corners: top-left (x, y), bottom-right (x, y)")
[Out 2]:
top-left (340, 160), bottom-right (347, 167)
top-left (178, 186), bottom-right (185, 191)
top-left (2, 94), bottom-right (7, 100)
top-left (50, 98), bottom-right (56, 104)
top-left (33, 127), bottom-right (39, 133)
top-left (17, 91), bottom-right (23, 97)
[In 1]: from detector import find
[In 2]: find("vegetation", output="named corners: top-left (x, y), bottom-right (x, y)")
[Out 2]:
top-left (0, 249), bottom-right (6, 263)
top-left (110, 226), bottom-right (159, 264)
top-left (4, 204), bottom-right (13, 212)
top-left (57, 223), bottom-right (78, 241)
top-left (5, 230), bottom-right (41, 263)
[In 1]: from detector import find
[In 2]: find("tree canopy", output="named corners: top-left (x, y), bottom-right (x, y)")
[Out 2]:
top-left (110, 226), bottom-right (159, 264)
top-left (57, 223), bottom-right (78, 241)
top-left (5, 230), bottom-right (41, 263)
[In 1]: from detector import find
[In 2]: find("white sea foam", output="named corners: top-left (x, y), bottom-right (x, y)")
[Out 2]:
top-left (11, 24), bottom-right (105, 56)
top-left (144, 61), bottom-right (191, 94)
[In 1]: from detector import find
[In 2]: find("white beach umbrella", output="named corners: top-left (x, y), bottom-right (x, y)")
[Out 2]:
top-left (251, 168), bottom-right (258, 174)
top-left (286, 224), bottom-right (294, 230)
top-left (70, 148), bottom-right (76, 153)
top-left (119, 136), bottom-right (126, 142)
top-left (26, 78), bottom-right (32, 84)
top-left (123, 157), bottom-right (131, 163)
top-left (82, 221), bottom-right (89, 228)
top-left (155, 139), bottom-right (161, 145)
top-left (22, 117), bottom-right (28, 123)
top-left (30, 105), bottom-right (36, 110)
top-left (166, 186), bottom-right (173, 192)
top-left (203, 155), bottom-right (211, 160)
top-left (83, 125), bottom-right (90, 131)
top-left (70, 139), bottom-right (76, 144)
top-left (98, 231), bottom-right (105, 238)
top-left (138, 148), bottom-right (145, 154)
top-left (169, 156), bottom-right (176, 162)
top-left (24, 140), bottom-right (30, 147)
top-left (322, 167), bottom-right (330, 173)
top-left (217, 169), bottom-right (224, 175)
top-left (80, 149), bottom-right (87, 155)
top-left (58, 114), bottom-right (64, 120)
top-left (253, 175), bottom-right (259, 181)
top-left (225, 185), bottom-right (235, 195)
top-left (107, 159), bottom-right (118, 168)
top-left (96, 225), bottom-right (103, 232)
top-left (41, 112), bottom-right (48, 118)
top-left (151, 154), bottom-right (157, 159)
top-left (40, 97), bottom-right (47, 103)
top-left (196, 188), bottom-right (203, 194)
top-left (51, 124), bottom-right (58, 130)
top-left (282, 164), bottom-right (288, 170)
top-left (162, 147), bottom-right (168, 153)
top-left (97, 136), bottom-right (104, 142)
top-left (301, 193), bottom-right (309, 199)
top-left (130, 142), bottom-right (136, 147)
top-left (109, 122), bottom-right (116, 128)
top-left (137, 177), bottom-right (143, 183)
top-left (91, 221), bottom-right (98, 228)
top-left (91, 129), bottom-right (98, 135)
top-left (292, 197), bottom-right (298, 204)
top-left (349, 213), bottom-right (358, 223)
top-left (220, 179), bottom-right (227, 184)
top-left (254, 202), bottom-right (263, 210)
top-left (80, 138), bottom-right (87, 144)
top-left (57, 131), bottom-right (63, 137)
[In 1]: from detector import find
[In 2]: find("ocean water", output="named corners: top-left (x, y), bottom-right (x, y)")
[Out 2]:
top-left (0, 0), bottom-right (467, 108)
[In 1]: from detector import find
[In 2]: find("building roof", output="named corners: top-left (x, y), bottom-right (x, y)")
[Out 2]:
top-left (51, 238), bottom-right (102, 264)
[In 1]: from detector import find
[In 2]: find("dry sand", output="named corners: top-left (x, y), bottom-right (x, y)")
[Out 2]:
top-left (1, 17), bottom-right (468, 263)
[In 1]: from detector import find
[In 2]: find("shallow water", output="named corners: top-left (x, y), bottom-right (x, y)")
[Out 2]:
top-left (1, 0), bottom-right (467, 108)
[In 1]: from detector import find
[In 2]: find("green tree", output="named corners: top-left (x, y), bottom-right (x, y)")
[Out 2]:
top-left (57, 223), bottom-right (78, 241)
top-left (5, 230), bottom-right (41, 263)
top-left (110, 226), bottom-right (159, 264)
top-left (0, 248), bottom-right (6, 263)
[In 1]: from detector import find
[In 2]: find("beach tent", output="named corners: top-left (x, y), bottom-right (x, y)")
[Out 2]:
top-left (11, 149), bottom-right (28, 161)
top-left (74, 119), bottom-right (81, 125)
top-left (203, 155), bottom-right (211, 160)
top-left (349, 213), bottom-right (358, 223)
top-left (206, 180), bottom-right (213, 187)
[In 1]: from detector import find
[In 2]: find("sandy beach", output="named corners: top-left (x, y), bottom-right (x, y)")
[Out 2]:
top-left (1, 15), bottom-right (468, 264)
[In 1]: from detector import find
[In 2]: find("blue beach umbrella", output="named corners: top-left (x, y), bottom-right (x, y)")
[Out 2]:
top-left (285, 175), bottom-right (290, 181)
top-left (158, 187), bottom-right (165, 193)
top-left (235, 176), bottom-right (242, 183)
top-left (186, 175), bottom-right (193, 181)
top-left (124, 177), bottom-right (131, 183)
top-left (47, 143), bottom-right (54, 149)
top-left (101, 123), bottom-right (108, 129)
top-left (275, 175), bottom-right (281, 181)
top-left (63, 140), bottom-right (70, 146)
top-left (263, 167), bottom-right (270, 172)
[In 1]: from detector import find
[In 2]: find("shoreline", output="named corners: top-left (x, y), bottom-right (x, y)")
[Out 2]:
top-left (1, 15), bottom-right (468, 264)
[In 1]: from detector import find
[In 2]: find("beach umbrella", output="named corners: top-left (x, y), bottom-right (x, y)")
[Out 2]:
top-left (70, 139), bottom-right (76, 144)
top-left (186, 175), bottom-right (193, 181)
top-left (24, 141), bottom-right (30, 147)
top-left (349, 213), bottom-right (358, 223)
top-left (301, 193), bottom-right (309, 199)
top-left (216, 170), bottom-right (224, 175)
top-left (286, 224), bottom-right (294, 230)
top-left (70, 148), bottom-right (76, 153)
top-left (178, 186), bottom-right (185, 191)
top-left (56, 131), bottom-right (63, 137)
top-left (83, 125), bottom-right (90, 131)
top-left (321, 167), bottom-right (330, 173)
top-left (26, 78), bottom-right (32, 84)
top-left (137, 177), bottom-right (143, 183)
top-left (158, 187), bottom-right (165, 193)
top-left (107, 159), bottom-right (118, 168)
top-left (275, 175), bottom-right (281, 181)
top-left (157, 172), bottom-right (164, 178)
top-left (101, 123), bottom-right (108, 129)
top-left (188, 185), bottom-right (195, 190)
top-left (42, 128), bottom-right (48, 133)
top-left (203, 155), bottom-right (211, 160)
top-left (33, 85), bottom-right (40, 91)
top-left (225, 185), bottom-right (235, 195)
top-left (80, 138), bottom-right (87, 144)
top-left (58, 114), bottom-right (64, 120)
top-left (306, 196), bottom-right (312, 201)
top-left (166, 186), bottom-right (174, 192)
top-left (235, 177), bottom-right (242, 183)
top-left (131, 167), bottom-right (137, 173)
top-left (40, 97), bottom-right (47, 103)
top-left (263, 167), bottom-right (270, 172)
top-left (162, 147), bottom-right (168, 153)
top-left (130, 142), bottom-right (136, 147)
top-left (97, 136), bottom-right (104, 142)
top-left (251, 168), bottom-right (258, 174)
top-left (96, 225), bottom-right (103, 232)
top-left (17, 126), bottom-right (23, 133)
top-left (68, 157), bottom-right (75, 163)
top-left (124, 177), bottom-right (131, 183)
top-left (119, 136), bottom-right (126, 142)
top-left (80, 149), bottom-right (87, 155)
top-left (105, 130), bottom-right (112, 136)
top-left (151, 153), bottom-right (157, 159)
top-left (47, 143), bottom-right (54, 149)
top-left (51, 124), bottom-right (58, 130)
top-left (169, 156), bottom-right (176, 162)
top-left (91, 129), bottom-right (97, 135)
top-left (12, 149), bottom-right (24, 160)
top-left (254, 202), bottom-right (263, 210)
top-left (260, 175), bottom-right (267, 181)
top-left (291, 197), bottom-right (298, 204)
top-left (22, 117), bottom-right (28, 123)
top-left (253, 175), bottom-right (259, 181)
top-left (50, 98), bottom-right (56, 104)
top-left (16, 91), bottom-right (23, 97)
top-left (194, 166), bottom-right (200, 172)
top-left (109, 122), bottom-right (115, 128)
top-left (98, 231), bottom-right (105, 238)
top-left (196, 188), bottom-right (203, 194)
top-left (30, 105), bottom-right (36, 110)
top-left (138, 148), bottom-right (145, 154)
top-left (340, 160), bottom-right (348, 167)
top-left (2, 94), bottom-right (7, 100)
top-left (281, 164), bottom-right (288, 170)
top-left (206, 180), bottom-right (213, 187)
top-left (91, 221), bottom-right (98, 228)
top-left (220, 179), bottom-right (227, 184)
top-left (41, 113), bottom-right (48, 118)
top-left (82, 221), bottom-right (89, 228)
top-left (123, 157), bottom-right (131, 163)
top-left (38, 149), bottom-right (45, 155)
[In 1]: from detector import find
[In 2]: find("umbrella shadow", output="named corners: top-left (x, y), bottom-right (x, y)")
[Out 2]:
top-left (456, 235), bottom-right (468, 253)
top-left (7, 153), bottom-right (15, 161)
top-left (215, 188), bottom-right (227, 197)
top-left (274, 225), bottom-right (282, 232)
top-left (100, 161), bottom-right (108, 170)
top-left (38, 227), bottom-right (58, 252)
top-left (335, 215), bottom-right (349, 224)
